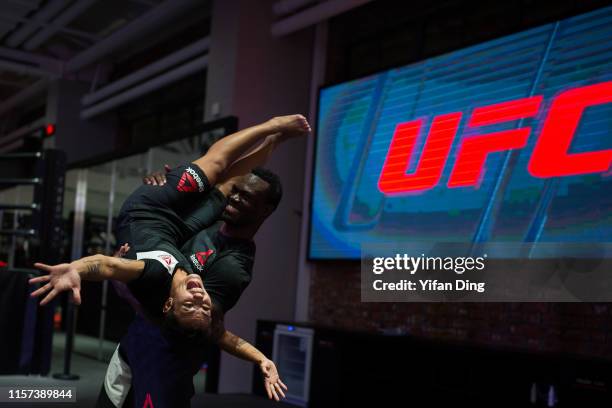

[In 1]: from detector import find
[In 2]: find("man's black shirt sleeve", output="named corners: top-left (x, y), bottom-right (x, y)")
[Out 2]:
top-left (182, 187), bottom-right (228, 237)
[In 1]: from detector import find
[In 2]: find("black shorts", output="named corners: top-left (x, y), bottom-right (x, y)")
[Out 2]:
top-left (116, 164), bottom-right (213, 273)
top-left (95, 316), bottom-right (204, 408)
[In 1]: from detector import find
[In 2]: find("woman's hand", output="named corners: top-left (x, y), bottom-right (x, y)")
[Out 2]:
top-left (29, 262), bottom-right (82, 305)
top-left (260, 358), bottom-right (288, 401)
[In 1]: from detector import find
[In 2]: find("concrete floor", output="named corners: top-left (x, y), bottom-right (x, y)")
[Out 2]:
top-left (0, 332), bottom-right (294, 407)
top-left (0, 333), bottom-right (112, 407)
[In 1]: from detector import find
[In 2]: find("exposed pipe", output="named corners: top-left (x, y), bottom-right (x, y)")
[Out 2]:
top-left (5, 0), bottom-right (70, 47)
top-left (0, 118), bottom-right (45, 148)
top-left (81, 37), bottom-right (210, 106)
top-left (129, 0), bottom-right (158, 6)
top-left (272, 0), bottom-right (318, 16)
top-left (271, 0), bottom-right (373, 37)
top-left (81, 55), bottom-right (208, 119)
top-left (23, 0), bottom-right (97, 51)
top-left (66, 0), bottom-right (201, 73)
top-left (0, 13), bottom-right (98, 42)
top-left (0, 139), bottom-right (24, 154)
top-left (0, 80), bottom-right (47, 116)
top-left (5, 0), bottom-right (40, 7)
top-left (0, 59), bottom-right (51, 77)
top-left (0, 21), bottom-right (15, 30)
top-left (0, 79), bottom-right (29, 88)
top-left (0, 47), bottom-right (62, 69)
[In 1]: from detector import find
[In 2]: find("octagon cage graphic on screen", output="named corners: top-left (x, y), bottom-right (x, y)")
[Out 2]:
top-left (309, 7), bottom-right (612, 260)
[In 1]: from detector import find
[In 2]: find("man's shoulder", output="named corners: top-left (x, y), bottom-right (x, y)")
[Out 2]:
top-left (210, 250), bottom-right (253, 272)
top-left (182, 223), bottom-right (219, 250)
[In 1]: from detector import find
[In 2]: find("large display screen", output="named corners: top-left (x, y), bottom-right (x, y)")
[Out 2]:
top-left (309, 7), bottom-right (612, 260)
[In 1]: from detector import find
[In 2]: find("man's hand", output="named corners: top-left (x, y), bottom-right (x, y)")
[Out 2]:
top-left (29, 263), bottom-right (82, 306)
top-left (267, 114), bottom-right (311, 143)
top-left (260, 359), bottom-right (288, 401)
top-left (113, 243), bottom-right (130, 258)
top-left (142, 164), bottom-right (171, 185)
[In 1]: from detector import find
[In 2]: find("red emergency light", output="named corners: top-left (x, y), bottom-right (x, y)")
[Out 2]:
top-left (45, 123), bottom-right (56, 137)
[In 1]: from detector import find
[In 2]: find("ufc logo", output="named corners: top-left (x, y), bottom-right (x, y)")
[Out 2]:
top-left (378, 81), bottom-right (612, 194)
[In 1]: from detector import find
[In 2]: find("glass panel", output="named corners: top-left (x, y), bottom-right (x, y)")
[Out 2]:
top-left (83, 162), bottom-right (114, 257)
top-left (61, 169), bottom-right (79, 263)
top-left (98, 153), bottom-right (151, 350)
top-left (73, 164), bottom-right (108, 358)
top-left (277, 334), bottom-right (307, 399)
top-left (114, 152), bottom-right (150, 217)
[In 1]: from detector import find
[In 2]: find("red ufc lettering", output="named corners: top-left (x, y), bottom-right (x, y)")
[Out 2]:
top-left (448, 96), bottom-right (542, 187)
top-left (378, 113), bottom-right (461, 193)
top-left (528, 81), bottom-right (612, 177)
top-left (377, 81), bottom-right (612, 194)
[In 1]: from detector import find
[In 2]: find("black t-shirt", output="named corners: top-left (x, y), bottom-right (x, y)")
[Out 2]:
top-left (181, 187), bottom-right (227, 238)
top-left (116, 164), bottom-right (217, 251)
top-left (121, 182), bottom-right (254, 318)
top-left (127, 258), bottom-right (175, 321)
top-left (126, 224), bottom-right (255, 319)
top-left (181, 222), bottom-right (255, 313)
top-left (115, 165), bottom-right (219, 319)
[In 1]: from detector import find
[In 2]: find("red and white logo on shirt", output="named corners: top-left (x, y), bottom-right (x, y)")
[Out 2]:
top-left (177, 167), bottom-right (205, 192)
top-left (136, 250), bottom-right (179, 275)
top-left (190, 249), bottom-right (214, 271)
top-left (159, 255), bottom-right (173, 266)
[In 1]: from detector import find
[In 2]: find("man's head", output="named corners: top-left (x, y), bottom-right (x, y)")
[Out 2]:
top-left (221, 167), bottom-right (282, 227)
top-left (163, 273), bottom-right (212, 332)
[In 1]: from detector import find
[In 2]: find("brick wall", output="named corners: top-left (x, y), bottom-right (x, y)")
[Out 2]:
top-left (309, 262), bottom-right (612, 359)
